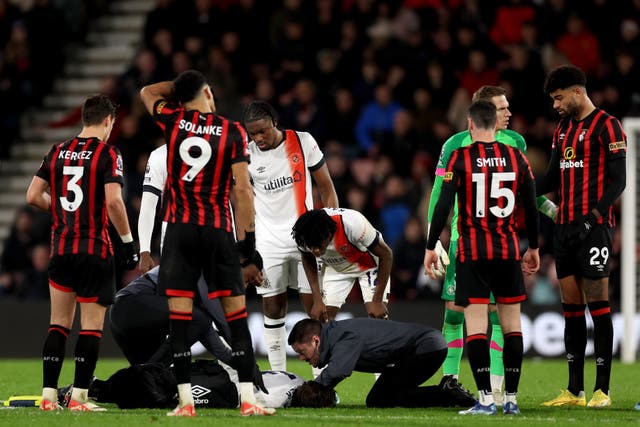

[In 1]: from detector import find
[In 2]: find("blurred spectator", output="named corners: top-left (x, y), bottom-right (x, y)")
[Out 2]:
top-left (354, 82), bottom-right (403, 156)
top-left (555, 13), bottom-right (600, 76)
top-left (377, 174), bottom-right (411, 248)
top-left (17, 242), bottom-right (50, 300)
top-left (0, 206), bottom-right (47, 296)
top-left (280, 78), bottom-right (326, 140)
top-left (392, 215), bottom-right (427, 301)
top-left (489, 0), bottom-right (536, 47)
top-left (324, 87), bottom-right (360, 156)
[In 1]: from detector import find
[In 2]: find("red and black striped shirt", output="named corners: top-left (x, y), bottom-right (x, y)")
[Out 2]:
top-left (35, 137), bottom-right (123, 258)
top-left (550, 108), bottom-right (626, 225)
top-left (442, 141), bottom-right (536, 261)
top-left (152, 100), bottom-right (249, 231)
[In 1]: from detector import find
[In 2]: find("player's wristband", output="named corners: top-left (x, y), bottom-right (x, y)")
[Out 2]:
top-left (120, 233), bottom-right (133, 243)
top-left (241, 250), bottom-right (263, 270)
top-left (237, 231), bottom-right (256, 259)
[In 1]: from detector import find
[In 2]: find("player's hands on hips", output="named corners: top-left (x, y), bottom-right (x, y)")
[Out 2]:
top-left (367, 301), bottom-right (388, 319)
top-left (138, 251), bottom-right (155, 272)
top-left (122, 241), bottom-right (139, 270)
top-left (521, 247), bottom-right (540, 276)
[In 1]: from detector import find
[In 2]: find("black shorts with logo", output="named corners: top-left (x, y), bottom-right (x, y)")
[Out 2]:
top-left (554, 223), bottom-right (613, 280)
top-left (159, 223), bottom-right (244, 299)
top-left (48, 254), bottom-right (115, 305)
top-left (454, 259), bottom-right (526, 307)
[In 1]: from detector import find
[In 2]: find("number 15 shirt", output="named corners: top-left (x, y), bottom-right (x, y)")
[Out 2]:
top-left (441, 141), bottom-right (537, 262)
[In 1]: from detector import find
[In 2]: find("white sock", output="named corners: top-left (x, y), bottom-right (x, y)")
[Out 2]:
top-left (239, 382), bottom-right (258, 405)
top-left (490, 374), bottom-right (504, 392)
top-left (478, 390), bottom-right (495, 406)
top-left (70, 387), bottom-right (88, 403)
top-left (177, 383), bottom-right (194, 406)
top-left (504, 392), bottom-right (517, 404)
top-left (264, 316), bottom-right (287, 371)
top-left (42, 387), bottom-right (58, 402)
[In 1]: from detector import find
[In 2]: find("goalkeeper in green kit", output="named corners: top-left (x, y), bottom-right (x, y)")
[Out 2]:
top-left (424, 86), bottom-right (557, 404)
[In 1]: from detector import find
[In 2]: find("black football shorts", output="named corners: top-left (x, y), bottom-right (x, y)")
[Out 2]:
top-left (554, 223), bottom-right (613, 279)
top-left (455, 259), bottom-right (526, 307)
top-left (48, 254), bottom-right (115, 305)
top-left (159, 223), bottom-right (244, 299)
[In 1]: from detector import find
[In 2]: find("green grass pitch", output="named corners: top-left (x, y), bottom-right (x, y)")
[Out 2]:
top-left (0, 358), bottom-right (638, 426)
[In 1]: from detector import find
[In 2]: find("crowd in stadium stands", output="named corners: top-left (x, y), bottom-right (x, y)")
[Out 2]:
top-left (1, 0), bottom-right (638, 304)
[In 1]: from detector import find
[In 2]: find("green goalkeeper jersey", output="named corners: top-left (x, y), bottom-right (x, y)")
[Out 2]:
top-left (427, 129), bottom-right (527, 241)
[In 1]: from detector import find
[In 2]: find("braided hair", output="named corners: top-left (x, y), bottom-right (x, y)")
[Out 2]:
top-left (242, 100), bottom-right (278, 125)
top-left (291, 209), bottom-right (337, 250)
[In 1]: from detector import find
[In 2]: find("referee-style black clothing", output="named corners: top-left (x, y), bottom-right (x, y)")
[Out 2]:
top-left (315, 318), bottom-right (450, 407)
top-left (109, 266), bottom-right (232, 365)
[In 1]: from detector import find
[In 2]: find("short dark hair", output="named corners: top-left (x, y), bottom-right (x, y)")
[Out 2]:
top-left (173, 69), bottom-right (207, 103)
top-left (471, 85), bottom-right (506, 102)
top-left (242, 100), bottom-right (278, 125)
top-left (81, 94), bottom-right (117, 126)
top-left (287, 318), bottom-right (322, 346)
top-left (290, 381), bottom-right (337, 408)
top-left (543, 65), bottom-right (587, 94)
top-left (291, 210), bottom-right (337, 251)
top-left (468, 100), bottom-right (497, 130)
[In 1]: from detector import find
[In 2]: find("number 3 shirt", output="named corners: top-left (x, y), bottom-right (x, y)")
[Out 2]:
top-left (151, 100), bottom-right (249, 231)
top-left (442, 141), bottom-right (537, 261)
top-left (36, 136), bottom-right (123, 258)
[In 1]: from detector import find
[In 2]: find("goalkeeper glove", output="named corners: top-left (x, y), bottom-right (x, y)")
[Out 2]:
top-left (432, 240), bottom-right (450, 279)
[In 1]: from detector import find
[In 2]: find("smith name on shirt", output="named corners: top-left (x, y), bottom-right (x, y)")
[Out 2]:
top-left (178, 119), bottom-right (223, 135)
top-left (476, 157), bottom-right (506, 167)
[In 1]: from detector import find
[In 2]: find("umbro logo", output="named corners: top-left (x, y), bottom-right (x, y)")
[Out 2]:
top-left (191, 384), bottom-right (211, 398)
top-left (257, 166), bottom-right (267, 174)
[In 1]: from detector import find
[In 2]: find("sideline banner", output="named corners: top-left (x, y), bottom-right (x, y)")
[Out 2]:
top-left (0, 300), bottom-right (638, 358)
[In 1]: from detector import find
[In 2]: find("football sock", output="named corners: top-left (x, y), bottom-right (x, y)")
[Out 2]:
top-left (562, 303), bottom-right (587, 395)
top-left (502, 331), bottom-right (523, 394)
top-left (73, 330), bottom-right (101, 389)
top-left (169, 310), bottom-right (192, 384)
top-left (466, 333), bottom-right (491, 393)
top-left (42, 324), bottom-right (70, 388)
top-left (588, 301), bottom-right (612, 394)
top-left (226, 307), bottom-right (256, 383)
top-left (264, 316), bottom-right (287, 371)
top-left (442, 309), bottom-right (465, 377)
top-left (177, 383), bottom-right (194, 406)
top-left (489, 310), bottom-right (504, 390)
